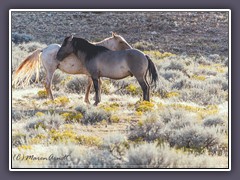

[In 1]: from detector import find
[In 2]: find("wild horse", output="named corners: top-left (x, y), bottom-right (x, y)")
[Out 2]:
top-left (57, 35), bottom-right (159, 105)
top-left (13, 32), bottom-right (132, 103)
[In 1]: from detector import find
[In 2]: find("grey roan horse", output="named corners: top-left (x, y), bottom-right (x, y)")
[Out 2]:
top-left (57, 35), bottom-right (159, 105)
top-left (12, 33), bottom-right (132, 104)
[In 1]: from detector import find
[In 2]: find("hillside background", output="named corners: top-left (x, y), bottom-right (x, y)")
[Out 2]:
top-left (12, 11), bottom-right (229, 56)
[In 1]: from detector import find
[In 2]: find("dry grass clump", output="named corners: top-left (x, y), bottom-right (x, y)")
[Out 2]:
top-left (44, 96), bottom-right (70, 106)
top-left (167, 125), bottom-right (221, 153)
top-left (203, 116), bottom-right (225, 127)
top-left (60, 112), bottom-right (83, 123)
top-left (128, 106), bottom-right (227, 156)
top-left (126, 142), bottom-right (227, 168)
top-left (51, 71), bottom-right (68, 90)
top-left (181, 85), bottom-right (227, 106)
top-left (125, 84), bottom-right (142, 96)
top-left (126, 143), bottom-right (173, 168)
top-left (50, 129), bottom-right (103, 146)
top-left (99, 102), bottom-right (120, 112)
top-left (133, 41), bottom-right (155, 51)
top-left (12, 110), bottom-right (25, 122)
top-left (47, 142), bottom-right (227, 168)
top-left (75, 105), bottom-right (111, 124)
top-left (65, 76), bottom-right (88, 94)
top-left (37, 90), bottom-right (48, 98)
top-left (12, 132), bottom-right (27, 147)
top-left (48, 147), bottom-right (122, 168)
top-left (129, 113), bottom-right (164, 142)
top-left (25, 113), bottom-right (64, 131)
top-left (135, 101), bottom-right (155, 112)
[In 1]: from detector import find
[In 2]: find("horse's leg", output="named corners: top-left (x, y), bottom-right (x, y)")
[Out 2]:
top-left (42, 56), bottom-right (58, 100)
top-left (93, 78), bottom-right (102, 102)
top-left (85, 78), bottom-right (102, 104)
top-left (84, 77), bottom-right (92, 104)
top-left (44, 69), bottom-right (55, 100)
top-left (92, 77), bottom-right (100, 106)
top-left (136, 77), bottom-right (150, 101)
top-left (99, 78), bottom-right (102, 101)
top-left (144, 73), bottom-right (150, 100)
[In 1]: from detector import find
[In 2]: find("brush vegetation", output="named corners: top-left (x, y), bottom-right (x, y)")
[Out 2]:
top-left (12, 39), bottom-right (228, 168)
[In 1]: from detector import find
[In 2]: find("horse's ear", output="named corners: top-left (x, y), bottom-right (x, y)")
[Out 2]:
top-left (111, 31), bottom-right (117, 37)
top-left (68, 34), bottom-right (74, 42)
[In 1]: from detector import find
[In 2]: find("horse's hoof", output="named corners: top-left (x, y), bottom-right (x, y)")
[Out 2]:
top-left (84, 99), bottom-right (91, 104)
top-left (93, 102), bottom-right (99, 106)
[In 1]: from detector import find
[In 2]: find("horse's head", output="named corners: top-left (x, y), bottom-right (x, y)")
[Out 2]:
top-left (57, 35), bottom-right (74, 61)
top-left (106, 32), bottom-right (132, 51)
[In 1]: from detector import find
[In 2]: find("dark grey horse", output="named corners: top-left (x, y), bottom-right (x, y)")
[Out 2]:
top-left (57, 35), bottom-right (158, 105)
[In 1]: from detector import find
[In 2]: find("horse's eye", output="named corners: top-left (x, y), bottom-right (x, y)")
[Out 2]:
top-left (119, 41), bottom-right (123, 44)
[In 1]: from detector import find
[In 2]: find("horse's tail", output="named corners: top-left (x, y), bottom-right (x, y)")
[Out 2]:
top-left (146, 55), bottom-right (159, 87)
top-left (12, 49), bottom-right (42, 87)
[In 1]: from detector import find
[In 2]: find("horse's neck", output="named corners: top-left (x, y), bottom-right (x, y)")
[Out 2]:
top-left (94, 39), bottom-right (108, 47)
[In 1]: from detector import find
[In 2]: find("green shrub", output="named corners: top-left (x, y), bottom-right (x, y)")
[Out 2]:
top-left (181, 85), bottom-right (226, 106)
top-left (66, 76), bottom-right (88, 94)
top-left (165, 61), bottom-right (185, 71)
top-left (61, 112), bottom-right (83, 123)
top-left (133, 41), bottom-right (155, 51)
top-left (12, 32), bottom-right (34, 44)
top-left (12, 133), bottom-right (27, 147)
top-left (126, 143), bottom-right (172, 168)
top-left (48, 148), bottom-right (122, 168)
top-left (168, 125), bottom-right (221, 153)
top-left (26, 113), bottom-right (64, 131)
top-left (129, 113), bottom-right (164, 142)
top-left (135, 101), bottom-right (155, 112)
top-left (75, 105), bottom-right (111, 124)
top-left (203, 116), bottom-right (225, 127)
top-left (125, 84), bottom-right (141, 96)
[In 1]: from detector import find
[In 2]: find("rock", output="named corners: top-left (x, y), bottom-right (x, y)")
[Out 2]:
top-left (151, 31), bottom-right (157, 35)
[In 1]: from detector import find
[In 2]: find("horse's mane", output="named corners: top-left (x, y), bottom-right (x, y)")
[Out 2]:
top-left (72, 37), bottom-right (109, 61)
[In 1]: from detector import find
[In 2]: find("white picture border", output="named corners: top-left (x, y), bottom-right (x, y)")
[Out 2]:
top-left (9, 9), bottom-right (231, 171)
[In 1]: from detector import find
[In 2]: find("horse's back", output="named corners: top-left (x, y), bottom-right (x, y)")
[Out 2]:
top-left (98, 48), bottom-right (146, 60)
top-left (41, 44), bottom-right (61, 69)
top-left (126, 48), bottom-right (145, 55)
top-left (116, 49), bottom-right (148, 65)
top-left (42, 44), bottom-right (61, 53)
top-left (42, 44), bottom-right (61, 60)
top-left (89, 48), bottom-right (148, 79)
